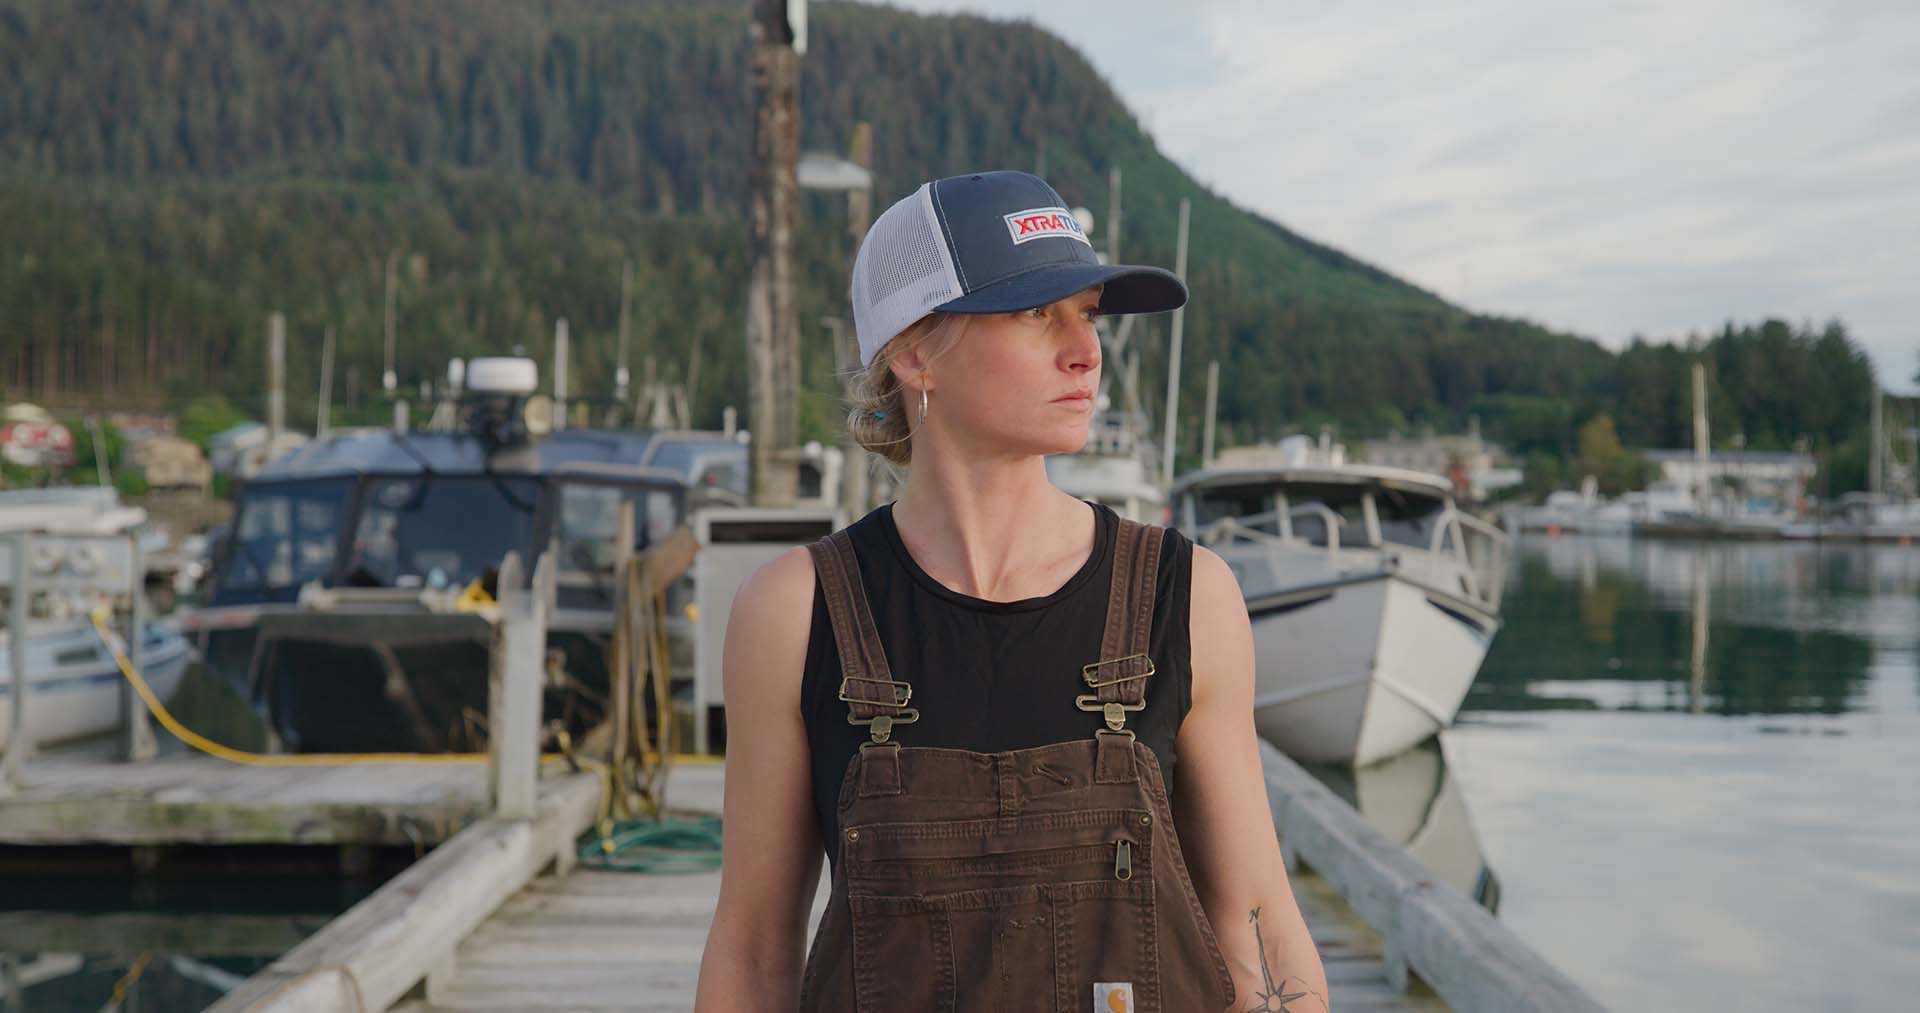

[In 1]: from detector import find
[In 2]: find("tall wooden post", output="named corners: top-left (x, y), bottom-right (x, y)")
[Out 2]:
top-left (490, 551), bottom-right (550, 821)
top-left (842, 121), bottom-right (874, 517)
top-left (748, 0), bottom-right (803, 506)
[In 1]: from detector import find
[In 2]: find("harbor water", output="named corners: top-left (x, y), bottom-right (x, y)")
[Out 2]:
top-left (1436, 536), bottom-right (1920, 1010)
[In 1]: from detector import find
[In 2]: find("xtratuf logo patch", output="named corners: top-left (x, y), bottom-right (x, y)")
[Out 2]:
top-left (1003, 206), bottom-right (1091, 246)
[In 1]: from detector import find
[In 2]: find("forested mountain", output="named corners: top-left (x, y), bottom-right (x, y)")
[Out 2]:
top-left (0, 0), bottom-right (1884, 479)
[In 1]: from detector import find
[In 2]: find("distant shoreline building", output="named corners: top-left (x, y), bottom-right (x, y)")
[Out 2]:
top-left (1359, 425), bottom-right (1522, 501)
top-left (1641, 449), bottom-right (1817, 507)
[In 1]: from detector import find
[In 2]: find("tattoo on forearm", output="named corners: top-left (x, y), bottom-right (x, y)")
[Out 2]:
top-left (1245, 907), bottom-right (1328, 1012)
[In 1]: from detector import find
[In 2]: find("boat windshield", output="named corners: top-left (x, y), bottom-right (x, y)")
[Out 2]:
top-left (649, 439), bottom-right (748, 497)
top-left (1195, 479), bottom-right (1446, 550)
top-left (1285, 487), bottom-right (1373, 549)
top-left (346, 475), bottom-right (541, 590)
top-left (215, 478), bottom-right (353, 602)
top-left (1374, 488), bottom-right (1448, 549)
top-left (555, 481), bottom-right (681, 577)
top-left (1190, 483), bottom-right (1282, 534)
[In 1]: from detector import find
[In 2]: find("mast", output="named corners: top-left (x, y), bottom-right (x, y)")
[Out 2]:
top-left (1159, 198), bottom-right (1191, 488)
top-left (1691, 362), bottom-right (1710, 509)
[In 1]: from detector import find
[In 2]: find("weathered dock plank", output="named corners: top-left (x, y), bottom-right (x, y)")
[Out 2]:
top-left (0, 753), bottom-right (502, 846)
top-left (387, 761), bottom-right (1445, 1013)
top-left (207, 771), bottom-right (601, 1013)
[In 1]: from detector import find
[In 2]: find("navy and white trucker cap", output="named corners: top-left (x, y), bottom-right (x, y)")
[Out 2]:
top-left (850, 170), bottom-right (1188, 367)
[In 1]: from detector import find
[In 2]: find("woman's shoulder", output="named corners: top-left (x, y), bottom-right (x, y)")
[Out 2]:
top-left (727, 545), bottom-right (818, 647)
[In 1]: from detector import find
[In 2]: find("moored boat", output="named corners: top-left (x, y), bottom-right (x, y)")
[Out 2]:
top-left (1171, 439), bottom-right (1507, 766)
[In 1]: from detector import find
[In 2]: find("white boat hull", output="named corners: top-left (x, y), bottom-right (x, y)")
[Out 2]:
top-left (0, 624), bottom-right (191, 750)
top-left (1244, 569), bottom-right (1496, 766)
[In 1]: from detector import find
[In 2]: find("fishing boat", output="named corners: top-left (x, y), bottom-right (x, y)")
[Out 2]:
top-left (1171, 437), bottom-right (1508, 766)
top-left (1046, 403), bottom-right (1163, 522)
top-left (0, 494), bottom-right (191, 750)
top-left (1829, 493), bottom-right (1920, 542)
top-left (0, 619), bottom-right (190, 751)
top-left (183, 358), bottom-right (695, 754)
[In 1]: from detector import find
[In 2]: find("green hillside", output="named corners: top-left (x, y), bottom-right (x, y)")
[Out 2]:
top-left (0, 0), bottom-right (1878, 478)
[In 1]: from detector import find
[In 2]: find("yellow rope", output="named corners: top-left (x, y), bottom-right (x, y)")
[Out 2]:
top-left (105, 952), bottom-right (153, 1007)
top-left (86, 606), bottom-right (723, 767)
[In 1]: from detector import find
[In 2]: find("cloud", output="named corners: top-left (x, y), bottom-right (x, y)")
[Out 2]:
top-left (885, 0), bottom-right (1920, 391)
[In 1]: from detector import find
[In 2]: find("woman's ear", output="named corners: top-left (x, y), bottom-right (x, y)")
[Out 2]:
top-left (887, 342), bottom-right (929, 393)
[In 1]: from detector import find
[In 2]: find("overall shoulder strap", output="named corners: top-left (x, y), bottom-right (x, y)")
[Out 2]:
top-left (806, 529), bottom-right (917, 744)
top-left (1079, 517), bottom-right (1164, 733)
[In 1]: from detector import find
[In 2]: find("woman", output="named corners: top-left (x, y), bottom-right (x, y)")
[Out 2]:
top-left (695, 171), bottom-right (1326, 1011)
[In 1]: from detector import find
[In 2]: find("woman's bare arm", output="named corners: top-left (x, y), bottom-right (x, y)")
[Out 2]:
top-left (1175, 545), bottom-right (1330, 1011)
top-left (693, 546), bottom-right (823, 1011)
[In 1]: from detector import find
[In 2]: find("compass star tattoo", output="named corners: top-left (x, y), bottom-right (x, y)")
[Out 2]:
top-left (1245, 907), bottom-right (1328, 1012)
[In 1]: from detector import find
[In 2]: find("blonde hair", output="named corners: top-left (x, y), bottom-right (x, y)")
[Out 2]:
top-left (844, 313), bottom-right (971, 466)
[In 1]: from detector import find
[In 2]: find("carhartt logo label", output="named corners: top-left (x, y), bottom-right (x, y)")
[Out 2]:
top-left (1094, 981), bottom-right (1133, 1012)
top-left (1004, 206), bottom-right (1092, 247)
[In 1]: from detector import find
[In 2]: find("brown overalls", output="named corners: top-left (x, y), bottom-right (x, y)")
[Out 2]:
top-left (800, 519), bottom-right (1235, 1012)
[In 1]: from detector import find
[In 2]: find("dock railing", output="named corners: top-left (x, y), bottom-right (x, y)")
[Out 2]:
top-left (206, 548), bottom-right (605, 1012)
top-left (1260, 739), bottom-right (1604, 1011)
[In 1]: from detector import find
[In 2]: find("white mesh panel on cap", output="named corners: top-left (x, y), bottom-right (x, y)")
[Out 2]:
top-left (851, 183), bottom-right (962, 366)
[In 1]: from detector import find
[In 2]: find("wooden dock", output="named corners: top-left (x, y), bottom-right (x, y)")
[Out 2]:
top-left (215, 756), bottom-right (1525, 1012)
top-left (0, 751), bottom-right (517, 847)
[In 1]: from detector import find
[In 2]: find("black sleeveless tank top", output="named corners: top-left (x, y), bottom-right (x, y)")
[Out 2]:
top-left (800, 499), bottom-right (1194, 859)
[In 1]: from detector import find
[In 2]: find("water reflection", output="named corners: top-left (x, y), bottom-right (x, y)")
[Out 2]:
top-left (1442, 535), bottom-right (1920, 1011)
top-left (1468, 536), bottom-right (1908, 716)
top-left (1302, 739), bottom-right (1501, 912)
top-left (1, 852), bottom-right (397, 1010)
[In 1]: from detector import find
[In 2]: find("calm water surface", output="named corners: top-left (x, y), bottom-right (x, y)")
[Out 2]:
top-left (1435, 537), bottom-right (1920, 1010)
top-left (0, 666), bottom-right (395, 1012)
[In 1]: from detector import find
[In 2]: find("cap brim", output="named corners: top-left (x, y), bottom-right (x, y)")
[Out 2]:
top-left (933, 262), bottom-right (1188, 317)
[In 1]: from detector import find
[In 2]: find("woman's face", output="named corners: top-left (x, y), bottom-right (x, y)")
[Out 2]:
top-left (904, 285), bottom-right (1104, 460)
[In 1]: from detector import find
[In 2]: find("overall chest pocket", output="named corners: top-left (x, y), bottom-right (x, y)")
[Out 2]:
top-left (844, 808), bottom-right (1162, 1013)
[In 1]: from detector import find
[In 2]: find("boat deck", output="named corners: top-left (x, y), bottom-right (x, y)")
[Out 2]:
top-left (388, 763), bottom-right (1446, 1012)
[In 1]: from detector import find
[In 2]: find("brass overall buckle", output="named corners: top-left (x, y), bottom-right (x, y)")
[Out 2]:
top-left (1081, 653), bottom-right (1155, 689)
top-left (847, 709), bottom-right (919, 743)
top-left (838, 675), bottom-right (912, 708)
top-left (1076, 694), bottom-right (1145, 738)
top-left (839, 676), bottom-right (917, 744)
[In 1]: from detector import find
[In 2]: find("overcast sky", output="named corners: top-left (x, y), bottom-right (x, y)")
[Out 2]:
top-left (887, 0), bottom-right (1920, 394)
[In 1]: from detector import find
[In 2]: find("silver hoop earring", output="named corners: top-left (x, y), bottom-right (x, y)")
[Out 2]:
top-left (918, 388), bottom-right (929, 425)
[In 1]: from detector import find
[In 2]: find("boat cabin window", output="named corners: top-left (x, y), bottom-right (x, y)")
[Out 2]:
top-left (556, 482), bottom-right (681, 576)
top-left (217, 479), bottom-right (351, 599)
top-left (1375, 488), bottom-right (1447, 549)
top-left (55, 644), bottom-right (105, 666)
top-left (346, 476), bottom-right (539, 590)
top-left (1287, 492), bottom-right (1373, 549)
top-left (1189, 484), bottom-right (1282, 535)
top-left (650, 441), bottom-right (749, 499)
